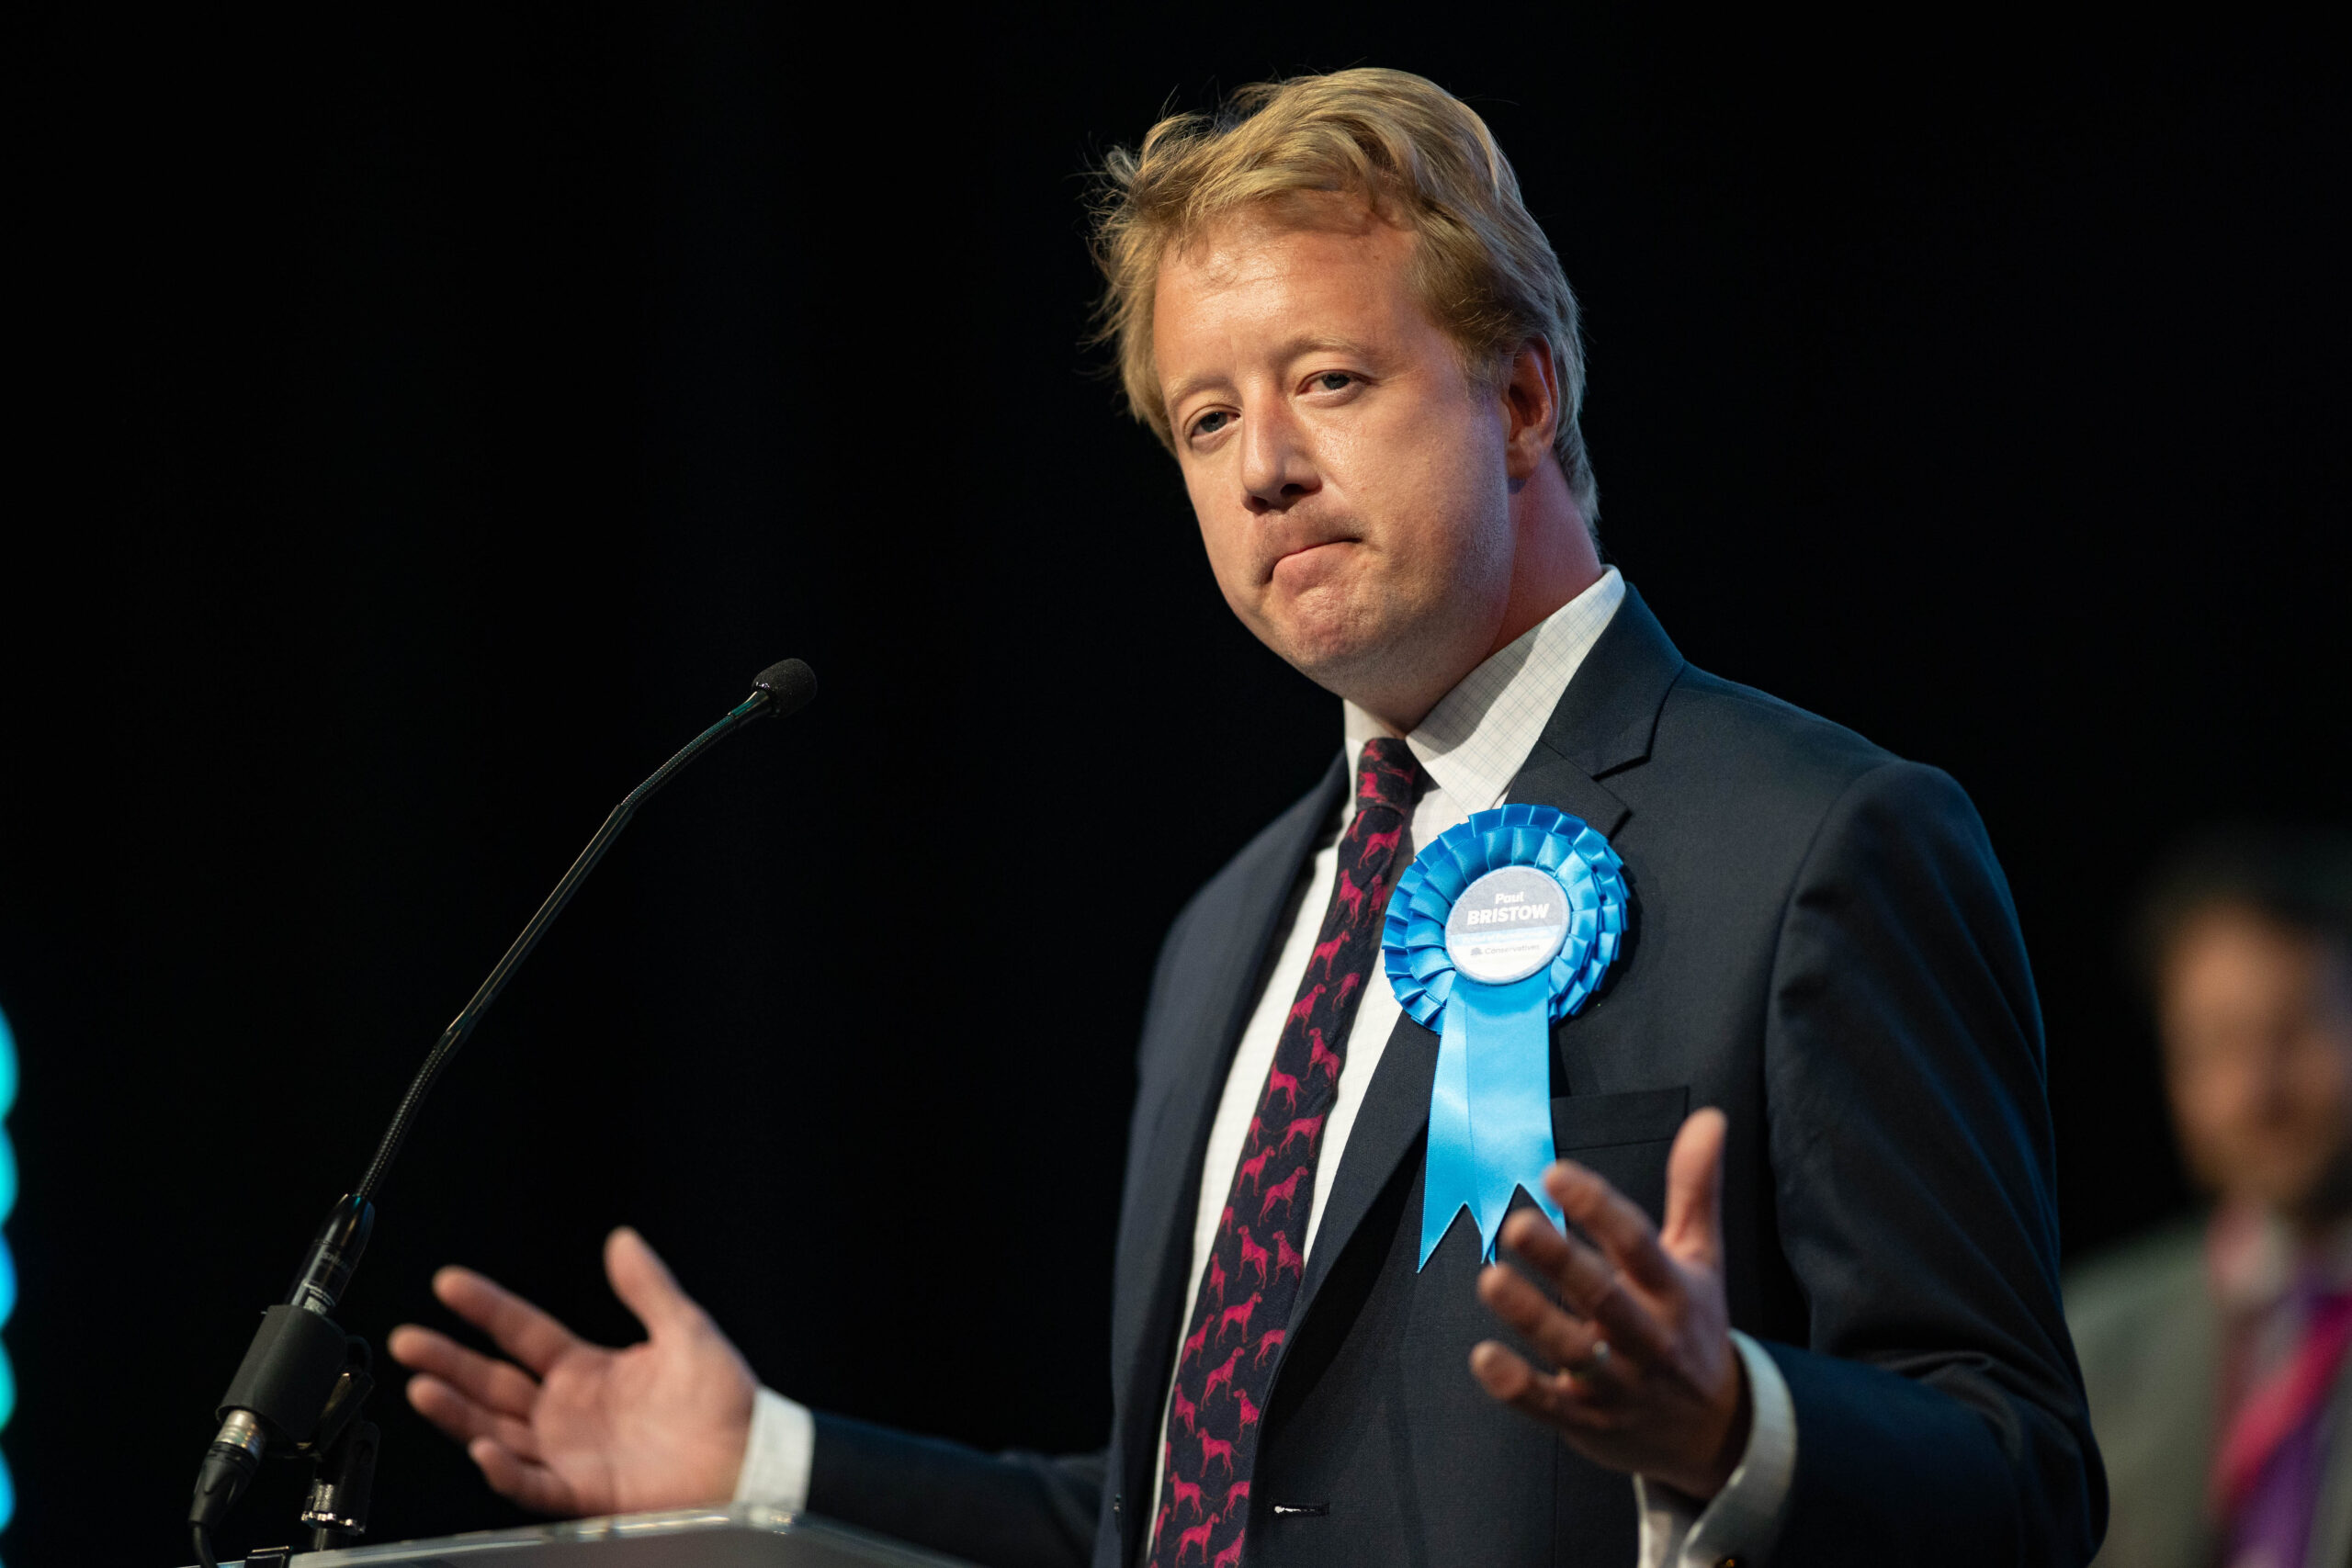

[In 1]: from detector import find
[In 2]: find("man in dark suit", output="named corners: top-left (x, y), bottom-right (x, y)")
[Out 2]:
top-left (388, 68), bottom-right (2103, 1565)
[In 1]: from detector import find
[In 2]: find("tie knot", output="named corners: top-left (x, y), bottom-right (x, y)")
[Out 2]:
top-left (1355, 736), bottom-right (1425, 816)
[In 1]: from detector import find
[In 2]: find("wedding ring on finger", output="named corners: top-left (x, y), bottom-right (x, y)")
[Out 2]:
top-left (1566, 1338), bottom-right (1612, 1381)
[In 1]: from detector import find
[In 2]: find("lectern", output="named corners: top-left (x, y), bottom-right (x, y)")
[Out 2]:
top-left (190, 1506), bottom-right (976, 1567)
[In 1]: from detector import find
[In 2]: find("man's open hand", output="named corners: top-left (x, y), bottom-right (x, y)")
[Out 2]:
top-left (1471, 1108), bottom-right (1751, 1499)
top-left (386, 1226), bottom-right (756, 1517)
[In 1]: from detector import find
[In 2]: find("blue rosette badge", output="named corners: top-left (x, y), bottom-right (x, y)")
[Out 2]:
top-left (1382, 804), bottom-right (1628, 1268)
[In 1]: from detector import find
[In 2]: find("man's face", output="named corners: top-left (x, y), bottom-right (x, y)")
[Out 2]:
top-left (2161, 904), bottom-right (2352, 1220)
top-left (1151, 198), bottom-right (1518, 715)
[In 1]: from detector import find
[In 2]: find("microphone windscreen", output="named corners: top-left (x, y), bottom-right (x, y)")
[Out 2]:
top-left (753, 658), bottom-right (818, 717)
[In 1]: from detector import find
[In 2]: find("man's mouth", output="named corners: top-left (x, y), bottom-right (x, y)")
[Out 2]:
top-left (1268, 536), bottom-right (1361, 584)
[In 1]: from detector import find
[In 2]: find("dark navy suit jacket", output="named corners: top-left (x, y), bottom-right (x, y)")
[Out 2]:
top-left (808, 588), bottom-right (2105, 1566)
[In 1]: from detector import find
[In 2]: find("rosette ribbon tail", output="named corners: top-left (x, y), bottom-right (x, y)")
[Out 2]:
top-left (1419, 975), bottom-right (1564, 1267)
top-left (1419, 991), bottom-right (1475, 1267)
top-left (1463, 972), bottom-right (1566, 1253)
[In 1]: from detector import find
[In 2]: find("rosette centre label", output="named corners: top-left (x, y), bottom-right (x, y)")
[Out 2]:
top-left (1443, 865), bottom-right (1570, 985)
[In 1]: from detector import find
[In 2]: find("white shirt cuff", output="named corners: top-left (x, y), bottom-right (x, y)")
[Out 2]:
top-left (732, 1385), bottom-right (816, 1512)
top-left (1634, 1331), bottom-right (1798, 1568)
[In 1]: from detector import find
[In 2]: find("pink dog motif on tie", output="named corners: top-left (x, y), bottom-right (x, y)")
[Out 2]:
top-left (1236, 1148), bottom-right (1275, 1194)
top-left (1233, 1388), bottom-right (1261, 1431)
top-left (1264, 1066), bottom-right (1302, 1113)
top-left (1173, 1519), bottom-right (1216, 1562)
top-left (1335, 868), bottom-right (1371, 920)
top-left (1181, 1319), bottom-right (1209, 1364)
top-left (1198, 1430), bottom-right (1238, 1479)
top-left (1280, 1112), bottom-right (1325, 1154)
top-left (1217, 1291), bottom-right (1263, 1343)
top-left (1210, 1537), bottom-right (1245, 1568)
top-left (1273, 1231), bottom-right (1305, 1277)
top-left (1254, 1327), bottom-right (1286, 1366)
top-left (1307, 1029), bottom-right (1341, 1081)
top-left (1201, 1347), bottom-right (1243, 1403)
top-left (1259, 1167), bottom-right (1305, 1220)
top-left (1237, 1226), bottom-right (1271, 1285)
top-left (1170, 1474), bottom-right (1205, 1517)
top-left (1205, 1255), bottom-right (1227, 1304)
top-left (1170, 1385), bottom-right (1197, 1435)
top-left (1221, 1480), bottom-right (1251, 1522)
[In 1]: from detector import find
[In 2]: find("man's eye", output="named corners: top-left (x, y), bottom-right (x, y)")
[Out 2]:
top-left (1313, 372), bottom-right (1354, 392)
top-left (1193, 411), bottom-right (1234, 437)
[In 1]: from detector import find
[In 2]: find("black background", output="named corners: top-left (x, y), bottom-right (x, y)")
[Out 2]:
top-left (4, 7), bottom-right (2345, 1563)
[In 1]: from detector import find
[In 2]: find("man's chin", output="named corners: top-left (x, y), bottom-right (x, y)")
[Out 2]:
top-left (1261, 613), bottom-right (1385, 691)
top-left (1250, 590), bottom-right (1484, 712)
top-left (1268, 626), bottom-right (1452, 720)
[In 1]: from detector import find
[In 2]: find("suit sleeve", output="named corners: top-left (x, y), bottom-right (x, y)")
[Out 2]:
top-left (806, 1413), bottom-right (1104, 1568)
top-left (1759, 760), bottom-right (2106, 1563)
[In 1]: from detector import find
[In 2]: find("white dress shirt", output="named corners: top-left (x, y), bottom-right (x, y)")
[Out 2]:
top-left (741, 567), bottom-right (1795, 1566)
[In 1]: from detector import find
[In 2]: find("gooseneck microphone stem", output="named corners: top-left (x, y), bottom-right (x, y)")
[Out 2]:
top-left (358, 678), bottom-right (787, 1203)
top-left (189, 658), bottom-right (816, 1566)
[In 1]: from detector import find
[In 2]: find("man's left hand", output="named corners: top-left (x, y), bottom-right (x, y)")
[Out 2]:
top-left (1471, 1107), bottom-right (1751, 1499)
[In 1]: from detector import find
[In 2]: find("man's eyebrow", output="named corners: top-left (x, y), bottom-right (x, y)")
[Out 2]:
top-left (1283, 333), bottom-right (1379, 361)
top-left (1161, 336), bottom-right (1385, 412)
top-left (1162, 369), bottom-right (1231, 412)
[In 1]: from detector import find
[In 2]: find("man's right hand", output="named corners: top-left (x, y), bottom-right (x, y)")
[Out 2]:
top-left (386, 1225), bottom-right (757, 1517)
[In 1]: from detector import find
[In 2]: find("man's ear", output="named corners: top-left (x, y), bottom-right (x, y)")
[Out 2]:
top-left (1498, 338), bottom-right (1561, 481)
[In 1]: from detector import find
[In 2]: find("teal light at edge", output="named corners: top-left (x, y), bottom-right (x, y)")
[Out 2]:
top-left (0, 999), bottom-right (16, 1546)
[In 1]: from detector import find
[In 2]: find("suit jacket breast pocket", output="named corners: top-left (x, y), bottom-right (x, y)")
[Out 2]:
top-left (1550, 1087), bottom-right (1690, 1224)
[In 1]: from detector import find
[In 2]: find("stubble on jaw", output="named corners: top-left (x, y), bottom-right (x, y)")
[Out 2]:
top-left (1259, 525), bottom-right (1511, 717)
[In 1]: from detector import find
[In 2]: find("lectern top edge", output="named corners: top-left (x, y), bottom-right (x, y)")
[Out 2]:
top-left (185, 1504), bottom-right (979, 1567)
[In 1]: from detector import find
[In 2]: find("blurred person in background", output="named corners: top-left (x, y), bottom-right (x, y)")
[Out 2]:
top-left (2069, 829), bottom-right (2352, 1568)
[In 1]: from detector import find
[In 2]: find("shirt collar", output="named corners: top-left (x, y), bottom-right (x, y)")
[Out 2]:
top-left (2209, 1201), bottom-right (2352, 1313)
top-left (1341, 565), bottom-right (1626, 813)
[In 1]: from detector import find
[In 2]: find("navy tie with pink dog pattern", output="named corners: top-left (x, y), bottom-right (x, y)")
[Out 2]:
top-left (1146, 736), bottom-right (1425, 1568)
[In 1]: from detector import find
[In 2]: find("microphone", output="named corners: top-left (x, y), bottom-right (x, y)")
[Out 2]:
top-left (189, 659), bottom-right (816, 1566)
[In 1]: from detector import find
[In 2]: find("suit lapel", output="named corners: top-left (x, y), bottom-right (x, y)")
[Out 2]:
top-left (1283, 584), bottom-right (1686, 1338)
top-left (1521, 583), bottom-right (1684, 784)
top-left (1507, 745), bottom-right (1632, 840)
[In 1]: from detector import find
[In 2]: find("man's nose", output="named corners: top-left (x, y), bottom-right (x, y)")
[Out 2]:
top-left (1240, 403), bottom-right (1321, 513)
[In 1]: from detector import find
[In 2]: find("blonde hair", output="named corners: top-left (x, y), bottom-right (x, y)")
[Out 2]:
top-left (1091, 67), bottom-right (1599, 523)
